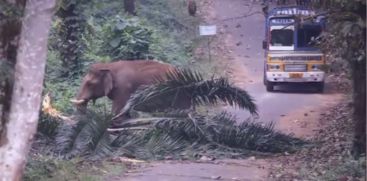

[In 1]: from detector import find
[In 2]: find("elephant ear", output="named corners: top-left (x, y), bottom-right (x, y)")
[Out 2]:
top-left (100, 69), bottom-right (113, 96)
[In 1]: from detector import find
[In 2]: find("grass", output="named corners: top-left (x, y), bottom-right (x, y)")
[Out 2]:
top-left (24, 155), bottom-right (125, 181)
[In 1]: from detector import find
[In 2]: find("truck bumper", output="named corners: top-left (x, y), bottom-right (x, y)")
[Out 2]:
top-left (265, 72), bottom-right (325, 83)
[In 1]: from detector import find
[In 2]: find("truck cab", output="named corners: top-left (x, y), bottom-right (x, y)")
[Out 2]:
top-left (263, 6), bottom-right (326, 92)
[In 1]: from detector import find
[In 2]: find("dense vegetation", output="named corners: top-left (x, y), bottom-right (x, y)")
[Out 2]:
top-left (44, 0), bottom-right (200, 114)
top-left (311, 0), bottom-right (366, 156)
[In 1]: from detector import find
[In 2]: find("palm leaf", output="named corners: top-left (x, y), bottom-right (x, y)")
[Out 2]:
top-left (53, 69), bottom-right (305, 160)
top-left (209, 112), bottom-right (305, 153)
top-left (54, 116), bottom-right (87, 155)
top-left (55, 110), bottom-right (114, 159)
top-left (90, 131), bottom-right (114, 160)
top-left (110, 110), bottom-right (306, 160)
top-left (114, 69), bottom-right (257, 120)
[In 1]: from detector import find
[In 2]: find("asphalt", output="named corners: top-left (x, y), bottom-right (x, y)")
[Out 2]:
top-left (118, 0), bottom-right (343, 180)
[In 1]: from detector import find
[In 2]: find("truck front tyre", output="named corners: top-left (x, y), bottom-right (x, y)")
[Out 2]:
top-left (315, 82), bottom-right (324, 93)
top-left (266, 82), bottom-right (274, 92)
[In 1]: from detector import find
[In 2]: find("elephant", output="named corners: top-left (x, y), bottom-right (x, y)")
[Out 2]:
top-left (71, 60), bottom-right (186, 118)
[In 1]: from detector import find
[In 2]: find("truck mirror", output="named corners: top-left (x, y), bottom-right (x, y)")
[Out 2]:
top-left (262, 40), bottom-right (267, 49)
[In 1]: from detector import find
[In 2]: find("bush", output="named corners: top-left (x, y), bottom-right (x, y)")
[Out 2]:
top-left (24, 155), bottom-right (124, 181)
top-left (100, 16), bottom-right (155, 60)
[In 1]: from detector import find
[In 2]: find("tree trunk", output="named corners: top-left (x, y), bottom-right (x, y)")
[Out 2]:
top-left (0, 0), bottom-right (25, 145)
top-left (57, 0), bottom-right (84, 76)
top-left (188, 0), bottom-right (197, 16)
top-left (351, 3), bottom-right (366, 158)
top-left (352, 59), bottom-right (366, 157)
top-left (0, 0), bottom-right (56, 180)
top-left (124, 0), bottom-right (136, 16)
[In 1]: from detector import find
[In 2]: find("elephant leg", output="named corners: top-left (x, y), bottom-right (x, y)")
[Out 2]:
top-left (110, 92), bottom-right (132, 128)
top-left (112, 89), bottom-right (133, 113)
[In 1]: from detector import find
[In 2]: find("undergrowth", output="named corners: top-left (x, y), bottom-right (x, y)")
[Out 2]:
top-left (24, 155), bottom-right (124, 181)
top-left (31, 0), bottom-right (201, 178)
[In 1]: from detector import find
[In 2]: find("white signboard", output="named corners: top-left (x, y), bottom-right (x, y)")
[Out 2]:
top-left (199, 25), bottom-right (217, 36)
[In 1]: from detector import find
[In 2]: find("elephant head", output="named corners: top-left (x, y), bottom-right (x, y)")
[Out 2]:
top-left (71, 65), bottom-right (114, 112)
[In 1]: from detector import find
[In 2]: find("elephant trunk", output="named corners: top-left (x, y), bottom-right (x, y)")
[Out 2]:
top-left (70, 98), bottom-right (88, 113)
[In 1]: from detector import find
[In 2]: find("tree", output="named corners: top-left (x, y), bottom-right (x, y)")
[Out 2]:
top-left (188, 0), bottom-right (197, 17)
top-left (314, 0), bottom-right (366, 156)
top-left (124, 0), bottom-right (136, 16)
top-left (0, 0), bottom-right (56, 180)
top-left (0, 0), bottom-right (25, 139)
top-left (56, 0), bottom-right (86, 76)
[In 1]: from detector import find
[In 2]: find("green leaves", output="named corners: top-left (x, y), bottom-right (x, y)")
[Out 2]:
top-left (108, 38), bottom-right (120, 48)
top-left (55, 110), bottom-right (113, 159)
top-left (314, 1), bottom-right (366, 156)
top-left (55, 109), bottom-right (305, 160)
top-left (98, 16), bottom-right (155, 60)
top-left (0, 0), bottom-right (24, 19)
top-left (109, 111), bottom-right (305, 160)
top-left (314, 1), bottom-right (365, 63)
top-left (115, 21), bottom-right (127, 30)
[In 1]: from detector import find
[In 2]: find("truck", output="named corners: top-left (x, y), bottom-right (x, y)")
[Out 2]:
top-left (262, 6), bottom-right (326, 92)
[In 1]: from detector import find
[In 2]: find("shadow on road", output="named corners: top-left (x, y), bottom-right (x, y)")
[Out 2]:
top-left (270, 83), bottom-right (338, 94)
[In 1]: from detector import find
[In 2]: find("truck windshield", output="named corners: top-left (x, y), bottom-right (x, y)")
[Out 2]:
top-left (297, 25), bottom-right (322, 48)
top-left (270, 29), bottom-right (293, 46)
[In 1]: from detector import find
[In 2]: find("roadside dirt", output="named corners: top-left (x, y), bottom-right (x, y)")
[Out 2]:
top-left (274, 95), bottom-right (343, 139)
top-left (118, 0), bottom-right (345, 180)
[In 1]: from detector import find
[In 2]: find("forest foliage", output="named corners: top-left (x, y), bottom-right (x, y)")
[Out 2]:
top-left (44, 0), bottom-right (200, 114)
top-left (312, 0), bottom-right (366, 156)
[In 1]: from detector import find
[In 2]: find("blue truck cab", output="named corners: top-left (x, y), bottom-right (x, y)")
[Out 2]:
top-left (262, 6), bottom-right (326, 92)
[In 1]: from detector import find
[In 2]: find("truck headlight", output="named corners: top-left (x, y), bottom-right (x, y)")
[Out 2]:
top-left (267, 64), bottom-right (281, 71)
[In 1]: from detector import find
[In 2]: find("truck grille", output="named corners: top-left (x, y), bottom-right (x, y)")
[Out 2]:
top-left (284, 64), bottom-right (307, 72)
top-left (270, 56), bottom-right (322, 61)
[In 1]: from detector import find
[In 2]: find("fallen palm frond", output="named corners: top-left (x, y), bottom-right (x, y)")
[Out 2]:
top-left (42, 93), bottom-right (75, 124)
top-left (109, 111), bottom-right (306, 160)
top-left (55, 109), bottom-right (114, 159)
top-left (113, 69), bottom-right (257, 121)
top-left (55, 110), bottom-right (306, 160)
top-left (53, 69), bottom-right (306, 160)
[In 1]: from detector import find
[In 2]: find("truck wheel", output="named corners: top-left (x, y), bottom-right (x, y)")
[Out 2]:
top-left (316, 82), bottom-right (324, 93)
top-left (263, 71), bottom-right (268, 85)
top-left (266, 82), bottom-right (274, 92)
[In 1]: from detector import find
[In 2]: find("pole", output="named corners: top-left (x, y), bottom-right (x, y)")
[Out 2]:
top-left (208, 36), bottom-right (211, 62)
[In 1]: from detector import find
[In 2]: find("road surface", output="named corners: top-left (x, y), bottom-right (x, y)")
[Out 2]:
top-left (117, 0), bottom-right (343, 180)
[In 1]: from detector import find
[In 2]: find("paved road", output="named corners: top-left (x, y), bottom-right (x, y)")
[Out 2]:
top-left (117, 159), bottom-right (269, 181)
top-left (118, 0), bottom-right (342, 180)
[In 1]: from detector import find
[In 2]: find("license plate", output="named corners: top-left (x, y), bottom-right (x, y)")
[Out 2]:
top-left (289, 73), bottom-right (303, 78)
